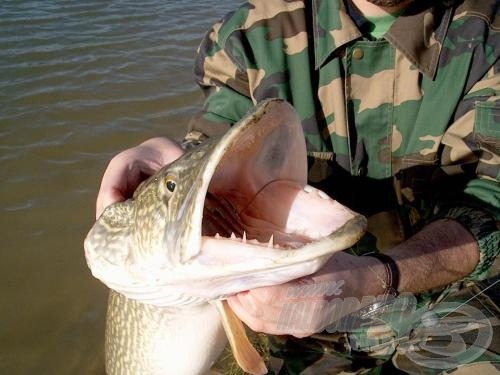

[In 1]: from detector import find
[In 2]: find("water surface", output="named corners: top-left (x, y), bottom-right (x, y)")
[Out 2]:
top-left (0, 1), bottom-right (239, 373)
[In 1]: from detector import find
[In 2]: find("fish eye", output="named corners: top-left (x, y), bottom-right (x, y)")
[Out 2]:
top-left (165, 176), bottom-right (176, 193)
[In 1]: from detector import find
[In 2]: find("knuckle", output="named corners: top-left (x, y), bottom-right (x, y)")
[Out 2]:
top-left (246, 319), bottom-right (264, 333)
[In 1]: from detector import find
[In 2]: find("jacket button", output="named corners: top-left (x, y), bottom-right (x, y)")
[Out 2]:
top-left (352, 48), bottom-right (364, 60)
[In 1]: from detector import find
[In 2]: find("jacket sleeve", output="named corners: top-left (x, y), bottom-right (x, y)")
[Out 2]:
top-left (182, 20), bottom-right (254, 149)
top-left (436, 65), bottom-right (500, 281)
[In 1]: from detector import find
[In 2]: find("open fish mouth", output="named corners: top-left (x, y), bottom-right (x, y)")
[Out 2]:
top-left (85, 99), bottom-right (366, 307)
top-left (195, 101), bottom-right (364, 275)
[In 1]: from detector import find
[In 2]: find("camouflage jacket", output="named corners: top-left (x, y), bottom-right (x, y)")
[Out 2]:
top-left (185, 0), bottom-right (499, 282)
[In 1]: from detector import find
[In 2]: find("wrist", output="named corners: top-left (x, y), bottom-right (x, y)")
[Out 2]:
top-left (364, 253), bottom-right (400, 297)
top-left (328, 253), bottom-right (387, 299)
top-left (316, 252), bottom-right (399, 303)
top-left (386, 219), bottom-right (480, 294)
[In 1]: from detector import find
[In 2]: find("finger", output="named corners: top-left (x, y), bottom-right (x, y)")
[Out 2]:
top-left (96, 187), bottom-right (125, 219)
top-left (95, 158), bottom-right (140, 219)
top-left (94, 138), bottom-right (184, 220)
top-left (227, 295), bottom-right (263, 331)
top-left (230, 291), bottom-right (289, 334)
top-left (228, 293), bottom-right (264, 319)
top-left (139, 137), bottom-right (185, 166)
top-left (230, 289), bottom-right (323, 337)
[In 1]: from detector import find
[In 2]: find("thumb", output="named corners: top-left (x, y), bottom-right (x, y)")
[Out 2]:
top-left (95, 187), bottom-right (126, 219)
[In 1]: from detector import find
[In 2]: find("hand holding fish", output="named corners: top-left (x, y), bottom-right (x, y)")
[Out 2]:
top-left (228, 251), bottom-right (384, 338)
top-left (95, 137), bottom-right (184, 219)
top-left (228, 217), bottom-right (480, 339)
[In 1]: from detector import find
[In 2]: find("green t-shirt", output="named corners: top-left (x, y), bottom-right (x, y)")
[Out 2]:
top-left (364, 10), bottom-right (403, 39)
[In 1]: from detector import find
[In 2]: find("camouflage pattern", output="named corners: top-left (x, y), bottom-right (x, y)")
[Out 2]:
top-left (185, 0), bottom-right (500, 372)
top-left (188, 0), bottom-right (499, 278)
top-left (211, 278), bottom-right (500, 374)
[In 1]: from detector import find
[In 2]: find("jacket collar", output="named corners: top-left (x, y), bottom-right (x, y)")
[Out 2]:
top-left (312, 0), bottom-right (453, 78)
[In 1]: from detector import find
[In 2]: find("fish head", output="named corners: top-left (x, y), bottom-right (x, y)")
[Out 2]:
top-left (84, 99), bottom-right (366, 306)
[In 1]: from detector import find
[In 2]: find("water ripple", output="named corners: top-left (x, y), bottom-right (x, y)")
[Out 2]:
top-left (0, 2), bottom-right (239, 369)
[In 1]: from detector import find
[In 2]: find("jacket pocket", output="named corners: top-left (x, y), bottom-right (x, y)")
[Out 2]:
top-left (474, 100), bottom-right (499, 180)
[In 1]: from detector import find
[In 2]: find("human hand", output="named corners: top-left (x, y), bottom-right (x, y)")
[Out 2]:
top-left (95, 137), bottom-right (184, 219)
top-left (227, 251), bottom-right (384, 337)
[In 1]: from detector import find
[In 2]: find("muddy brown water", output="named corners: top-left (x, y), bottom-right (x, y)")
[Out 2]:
top-left (0, 1), bottom-right (239, 373)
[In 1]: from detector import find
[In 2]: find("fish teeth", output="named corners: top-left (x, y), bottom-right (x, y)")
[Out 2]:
top-left (242, 231), bottom-right (247, 243)
top-left (230, 232), bottom-right (236, 240)
top-left (268, 234), bottom-right (274, 248)
top-left (318, 190), bottom-right (330, 200)
top-left (215, 233), bottom-right (221, 239)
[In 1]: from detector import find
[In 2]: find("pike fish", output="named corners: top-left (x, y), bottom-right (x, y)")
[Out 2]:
top-left (84, 99), bottom-right (366, 374)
